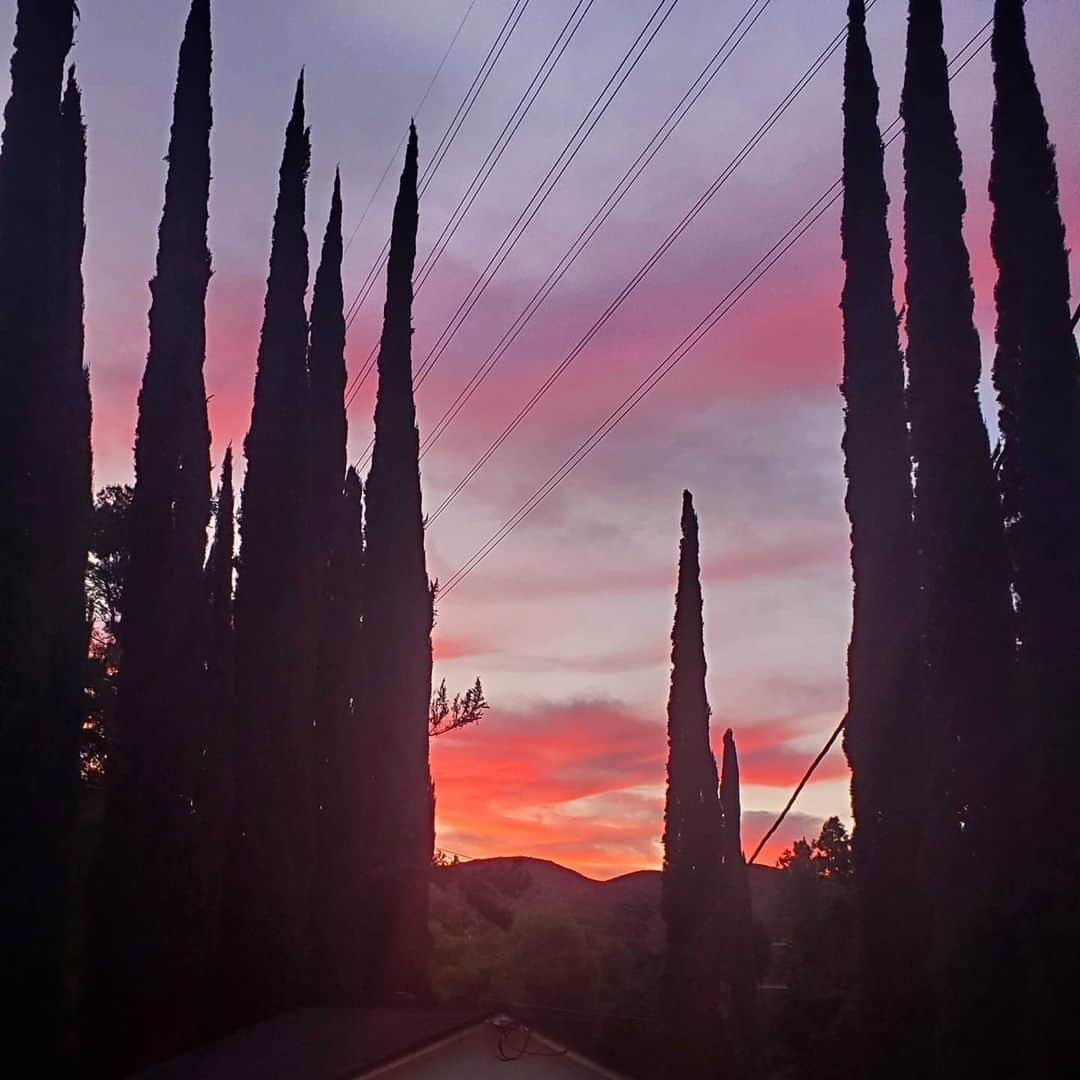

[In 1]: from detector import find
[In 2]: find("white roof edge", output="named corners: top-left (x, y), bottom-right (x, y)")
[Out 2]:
top-left (354, 1010), bottom-right (628, 1079)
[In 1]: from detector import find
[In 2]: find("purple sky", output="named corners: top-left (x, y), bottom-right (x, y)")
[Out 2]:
top-left (6, 0), bottom-right (1076, 877)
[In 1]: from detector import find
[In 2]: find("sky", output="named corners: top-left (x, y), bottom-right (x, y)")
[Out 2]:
top-left (4, 0), bottom-right (1077, 879)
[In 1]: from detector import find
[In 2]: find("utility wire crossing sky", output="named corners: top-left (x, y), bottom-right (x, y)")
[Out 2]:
top-left (6, 0), bottom-right (1076, 878)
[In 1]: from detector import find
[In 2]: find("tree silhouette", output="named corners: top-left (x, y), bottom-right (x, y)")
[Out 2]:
top-left (901, 2), bottom-right (1020, 1072)
top-left (429, 677), bottom-right (489, 736)
top-left (778, 818), bottom-right (854, 883)
top-left (838, 3), bottom-right (927, 1074)
top-left (199, 446), bottom-right (235, 1022)
top-left (719, 729), bottom-right (757, 1051)
top-left (305, 173), bottom-right (360, 1004)
top-left (362, 122), bottom-right (436, 1001)
top-left (312, 466), bottom-right (370, 1003)
top-left (661, 491), bottom-right (729, 1076)
top-left (0, 3), bottom-right (87, 1069)
top-left (84, 2), bottom-right (214, 1068)
top-left (221, 72), bottom-right (315, 1027)
top-left (308, 169), bottom-right (348, 562)
top-left (989, 5), bottom-right (1080, 1066)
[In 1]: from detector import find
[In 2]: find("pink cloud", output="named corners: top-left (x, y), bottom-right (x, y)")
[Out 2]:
top-left (430, 698), bottom-right (848, 879)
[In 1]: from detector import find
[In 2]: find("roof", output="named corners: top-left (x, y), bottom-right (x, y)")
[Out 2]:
top-left (137, 1007), bottom-right (493, 1080)
top-left (137, 1006), bottom-right (627, 1079)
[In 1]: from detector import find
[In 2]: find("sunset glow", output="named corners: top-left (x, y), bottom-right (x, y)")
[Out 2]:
top-left (8, 0), bottom-right (1075, 880)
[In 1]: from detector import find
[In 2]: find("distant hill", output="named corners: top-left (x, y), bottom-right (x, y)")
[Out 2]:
top-left (434, 855), bottom-right (788, 942)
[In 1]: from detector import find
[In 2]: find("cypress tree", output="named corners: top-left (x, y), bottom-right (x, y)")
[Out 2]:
top-left (305, 173), bottom-right (365, 1003)
top-left (362, 123), bottom-right (435, 1000)
top-left (719, 729), bottom-right (757, 1050)
top-left (989, 2), bottom-right (1080, 1068)
top-left (221, 73), bottom-right (315, 1026)
top-left (58, 65), bottom-right (92, 577)
top-left (901, 3), bottom-right (1019, 1072)
top-left (839, 3), bottom-right (928, 1073)
top-left (661, 491), bottom-right (728, 1076)
top-left (84, 3), bottom-right (214, 1070)
top-left (309, 168), bottom-right (348, 554)
top-left (0, 4), bottom-right (86, 1070)
top-left (313, 467), bottom-right (370, 1002)
top-left (201, 446), bottom-right (235, 1021)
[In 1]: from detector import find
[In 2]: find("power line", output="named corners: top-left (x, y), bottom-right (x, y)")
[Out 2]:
top-left (407, 0), bottom-right (681, 391)
top-left (747, 715), bottom-right (846, 866)
top-left (342, 0), bottom-right (482, 257)
top-left (344, 0), bottom-right (601, 418)
top-left (347, 0), bottom-right (682, 438)
top-left (434, 20), bottom-right (994, 599)
top-left (414, 0), bottom-right (598, 294)
top-left (418, 0), bottom-right (780, 462)
top-left (344, 0), bottom-right (532, 328)
top-left (427, 7), bottom-right (854, 528)
top-left (340, 0), bottom-right (533, 343)
top-left (437, 175), bottom-right (845, 597)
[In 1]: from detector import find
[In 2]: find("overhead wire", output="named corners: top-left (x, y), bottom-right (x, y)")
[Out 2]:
top-left (344, 0), bottom-right (602, 416)
top-left (435, 17), bottom-right (995, 599)
top-left (427, 7), bottom-right (856, 527)
top-left (347, 0), bottom-right (683, 432)
top-left (407, 0), bottom-right (682, 388)
top-left (342, 0), bottom-right (482, 257)
top-left (414, 0), bottom-right (598, 293)
top-left (747, 715), bottom-right (846, 866)
top-left (340, 0), bottom-right (533, 343)
top-left (418, 0), bottom-right (780, 461)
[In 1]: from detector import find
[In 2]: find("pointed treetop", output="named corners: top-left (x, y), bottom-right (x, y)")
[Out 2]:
top-left (287, 69), bottom-right (310, 166)
top-left (720, 728), bottom-right (743, 859)
top-left (670, 488), bottom-right (706, 692)
top-left (722, 729), bottom-right (739, 782)
top-left (345, 464), bottom-right (362, 499)
top-left (387, 119), bottom-right (418, 258)
top-left (680, 490), bottom-right (697, 544)
top-left (176, 0), bottom-right (211, 88)
top-left (403, 122), bottom-right (418, 195)
top-left (185, 0), bottom-right (210, 32)
top-left (372, 119), bottom-right (419, 393)
top-left (329, 169), bottom-right (343, 231)
top-left (61, 63), bottom-right (82, 118)
top-left (177, 0), bottom-right (212, 86)
top-left (294, 68), bottom-right (305, 116)
top-left (282, 69), bottom-right (309, 163)
top-left (675, 491), bottom-right (701, 612)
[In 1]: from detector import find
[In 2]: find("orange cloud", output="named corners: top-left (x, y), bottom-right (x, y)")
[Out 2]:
top-left (430, 698), bottom-right (848, 879)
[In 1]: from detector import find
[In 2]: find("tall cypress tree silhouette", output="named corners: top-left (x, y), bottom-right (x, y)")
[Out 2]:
top-left (989, 2), bottom-right (1080, 1068)
top-left (838, 2), bottom-right (927, 1073)
top-left (719, 729), bottom-right (756, 1050)
top-left (85, 4), bottom-right (214, 1069)
top-left (308, 169), bottom-right (348, 558)
top-left (661, 491), bottom-right (729, 1076)
top-left (313, 467), bottom-right (370, 1002)
top-left (0, 3), bottom-right (86, 1070)
top-left (201, 445), bottom-right (235, 1023)
top-left (362, 123), bottom-right (435, 1000)
top-left (901, 3), bottom-right (1019, 1072)
top-left (306, 175), bottom-right (369, 1002)
top-left (58, 65), bottom-right (92, 600)
top-left (222, 72), bottom-right (315, 1026)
